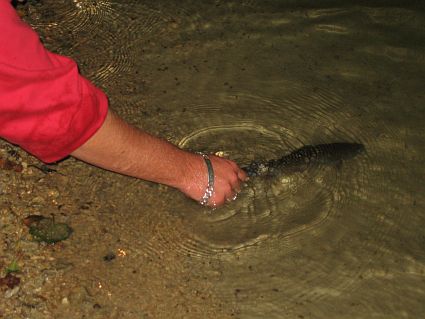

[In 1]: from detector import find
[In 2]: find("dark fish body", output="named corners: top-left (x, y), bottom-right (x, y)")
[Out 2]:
top-left (243, 143), bottom-right (365, 177)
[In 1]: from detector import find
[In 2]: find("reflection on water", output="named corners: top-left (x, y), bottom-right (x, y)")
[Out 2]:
top-left (23, 0), bottom-right (425, 318)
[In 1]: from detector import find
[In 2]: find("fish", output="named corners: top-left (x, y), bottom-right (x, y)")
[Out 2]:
top-left (242, 142), bottom-right (365, 177)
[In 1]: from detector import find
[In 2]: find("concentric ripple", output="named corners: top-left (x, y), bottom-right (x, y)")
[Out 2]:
top-left (140, 86), bottom-right (368, 260)
top-left (22, 0), bottom-right (179, 88)
top-left (70, 28), bottom-right (134, 86)
top-left (26, 0), bottom-right (117, 34)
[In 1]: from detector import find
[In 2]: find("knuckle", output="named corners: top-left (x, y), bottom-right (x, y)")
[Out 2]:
top-left (230, 174), bottom-right (239, 185)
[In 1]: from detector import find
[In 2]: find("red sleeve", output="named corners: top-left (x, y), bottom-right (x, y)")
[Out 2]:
top-left (0, 1), bottom-right (108, 163)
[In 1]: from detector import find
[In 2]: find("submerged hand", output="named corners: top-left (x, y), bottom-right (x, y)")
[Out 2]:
top-left (178, 153), bottom-right (248, 208)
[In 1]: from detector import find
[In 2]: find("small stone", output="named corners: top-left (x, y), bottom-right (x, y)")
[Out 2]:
top-left (23, 215), bottom-right (45, 227)
top-left (31, 196), bottom-right (46, 206)
top-left (61, 297), bottom-right (70, 305)
top-left (47, 189), bottom-right (60, 198)
top-left (68, 286), bottom-right (91, 304)
top-left (28, 217), bottom-right (73, 243)
top-left (0, 273), bottom-right (20, 289)
top-left (4, 286), bottom-right (20, 299)
top-left (103, 252), bottom-right (116, 262)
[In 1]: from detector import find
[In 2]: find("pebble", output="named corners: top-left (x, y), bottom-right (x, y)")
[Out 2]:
top-left (68, 286), bottom-right (91, 304)
top-left (4, 286), bottom-right (20, 299)
top-left (47, 189), bottom-right (60, 198)
top-left (61, 297), bottom-right (70, 305)
top-left (31, 196), bottom-right (46, 206)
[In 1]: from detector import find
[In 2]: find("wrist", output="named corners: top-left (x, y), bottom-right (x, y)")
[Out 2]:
top-left (175, 152), bottom-right (205, 195)
top-left (197, 153), bottom-right (215, 206)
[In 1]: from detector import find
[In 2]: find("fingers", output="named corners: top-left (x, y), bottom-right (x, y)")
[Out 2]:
top-left (204, 157), bottom-right (246, 208)
top-left (208, 186), bottom-right (237, 207)
top-left (225, 191), bottom-right (238, 203)
top-left (238, 168), bottom-right (248, 182)
top-left (227, 160), bottom-right (248, 181)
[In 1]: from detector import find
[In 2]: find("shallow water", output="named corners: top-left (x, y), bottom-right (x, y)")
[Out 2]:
top-left (17, 0), bottom-right (425, 318)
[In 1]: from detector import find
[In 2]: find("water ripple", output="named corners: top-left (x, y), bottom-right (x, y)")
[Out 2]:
top-left (27, 0), bottom-right (117, 33)
top-left (145, 87), bottom-right (369, 260)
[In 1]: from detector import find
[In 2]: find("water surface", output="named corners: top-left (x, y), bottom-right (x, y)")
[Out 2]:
top-left (20, 0), bottom-right (425, 318)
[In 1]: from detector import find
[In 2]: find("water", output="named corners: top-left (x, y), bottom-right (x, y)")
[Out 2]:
top-left (21, 0), bottom-right (425, 318)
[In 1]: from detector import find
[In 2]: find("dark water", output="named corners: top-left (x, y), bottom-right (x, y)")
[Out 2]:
top-left (21, 1), bottom-right (425, 318)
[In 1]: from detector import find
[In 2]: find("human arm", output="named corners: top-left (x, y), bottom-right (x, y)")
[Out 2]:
top-left (71, 110), bottom-right (247, 207)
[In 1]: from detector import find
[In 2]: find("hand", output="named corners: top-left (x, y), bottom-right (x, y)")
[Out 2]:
top-left (178, 153), bottom-right (248, 207)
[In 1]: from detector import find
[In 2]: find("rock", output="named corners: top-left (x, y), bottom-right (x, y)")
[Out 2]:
top-left (4, 286), bottom-right (20, 299)
top-left (25, 216), bottom-right (73, 244)
top-left (47, 189), bottom-right (60, 199)
top-left (0, 273), bottom-right (20, 289)
top-left (68, 286), bottom-right (91, 304)
top-left (30, 196), bottom-right (46, 207)
top-left (103, 252), bottom-right (116, 262)
top-left (0, 156), bottom-right (23, 172)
